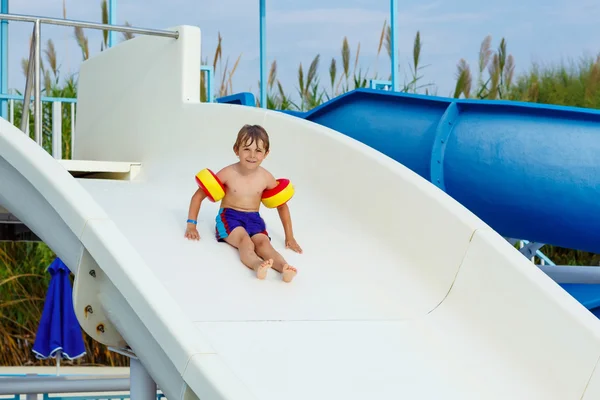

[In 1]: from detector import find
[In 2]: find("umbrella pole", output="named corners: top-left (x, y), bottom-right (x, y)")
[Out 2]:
top-left (56, 350), bottom-right (61, 376)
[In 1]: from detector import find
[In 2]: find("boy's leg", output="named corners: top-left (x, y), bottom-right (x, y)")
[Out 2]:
top-left (224, 227), bottom-right (272, 279)
top-left (252, 234), bottom-right (297, 282)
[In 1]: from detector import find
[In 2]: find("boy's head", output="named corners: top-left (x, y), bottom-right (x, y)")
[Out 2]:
top-left (233, 124), bottom-right (270, 153)
top-left (233, 124), bottom-right (270, 169)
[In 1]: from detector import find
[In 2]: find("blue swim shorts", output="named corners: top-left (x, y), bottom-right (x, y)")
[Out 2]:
top-left (215, 208), bottom-right (270, 242)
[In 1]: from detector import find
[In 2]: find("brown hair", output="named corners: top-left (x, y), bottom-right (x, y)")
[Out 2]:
top-left (233, 124), bottom-right (270, 153)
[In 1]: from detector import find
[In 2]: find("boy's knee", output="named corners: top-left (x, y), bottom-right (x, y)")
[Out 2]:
top-left (253, 236), bottom-right (270, 250)
top-left (240, 236), bottom-right (255, 251)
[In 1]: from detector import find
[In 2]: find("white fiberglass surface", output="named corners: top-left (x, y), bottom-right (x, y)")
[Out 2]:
top-left (75, 178), bottom-right (556, 400)
top-left (69, 101), bottom-right (600, 399)
top-left (192, 319), bottom-right (554, 400)
top-left (77, 177), bottom-right (434, 323)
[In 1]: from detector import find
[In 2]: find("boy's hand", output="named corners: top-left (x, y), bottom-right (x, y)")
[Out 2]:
top-left (185, 224), bottom-right (200, 240)
top-left (285, 237), bottom-right (303, 254)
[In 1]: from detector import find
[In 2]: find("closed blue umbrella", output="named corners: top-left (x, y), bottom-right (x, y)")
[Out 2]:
top-left (32, 257), bottom-right (86, 374)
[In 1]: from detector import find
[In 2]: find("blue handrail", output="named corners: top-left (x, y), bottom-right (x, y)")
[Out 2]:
top-left (0, 93), bottom-right (77, 103)
top-left (201, 65), bottom-right (214, 102)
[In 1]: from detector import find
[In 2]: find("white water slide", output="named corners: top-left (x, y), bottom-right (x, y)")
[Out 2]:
top-left (2, 25), bottom-right (600, 400)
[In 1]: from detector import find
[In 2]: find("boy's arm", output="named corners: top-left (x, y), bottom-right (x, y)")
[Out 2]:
top-left (277, 203), bottom-right (302, 253)
top-left (185, 188), bottom-right (207, 240)
top-left (185, 166), bottom-right (229, 240)
top-left (265, 170), bottom-right (302, 253)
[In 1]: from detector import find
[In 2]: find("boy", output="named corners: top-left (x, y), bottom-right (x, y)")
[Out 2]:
top-left (184, 124), bottom-right (301, 283)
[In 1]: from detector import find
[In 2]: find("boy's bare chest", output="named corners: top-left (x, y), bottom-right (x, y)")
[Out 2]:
top-left (226, 176), bottom-right (264, 197)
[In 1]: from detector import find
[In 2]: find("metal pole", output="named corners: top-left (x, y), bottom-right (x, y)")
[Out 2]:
top-left (130, 358), bottom-right (156, 400)
top-left (0, 13), bottom-right (178, 38)
top-left (259, 0), bottom-right (266, 108)
top-left (70, 102), bottom-right (75, 158)
top-left (108, 0), bottom-right (116, 47)
top-left (0, 0), bottom-right (8, 119)
top-left (33, 18), bottom-right (41, 145)
top-left (206, 66), bottom-right (213, 102)
top-left (390, 0), bottom-right (398, 91)
top-left (20, 23), bottom-right (35, 134)
top-left (0, 375), bottom-right (131, 394)
top-left (52, 101), bottom-right (62, 159)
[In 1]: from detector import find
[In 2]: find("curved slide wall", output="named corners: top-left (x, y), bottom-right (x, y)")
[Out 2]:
top-left (2, 25), bottom-right (600, 399)
top-left (283, 90), bottom-right (600, 254)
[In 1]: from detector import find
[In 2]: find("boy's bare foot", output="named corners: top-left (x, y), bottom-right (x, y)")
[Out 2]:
top-left (255, 259), bottom-right (273, 280)
top-left (282, 264), bottom-right (297, 283)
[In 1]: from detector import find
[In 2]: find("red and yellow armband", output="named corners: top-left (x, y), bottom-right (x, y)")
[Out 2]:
top-left (262, 178), bottom-right (294, 208)
top-left (195, 168), bottom-right (225, 202)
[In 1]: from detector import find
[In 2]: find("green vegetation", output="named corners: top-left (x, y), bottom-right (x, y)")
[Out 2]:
top-left (453, 35), bottom-right (600, 108)
top-left (0, 243), bottom-right (125, 366)
top-left (1, 1), bottom-right (600, 366)
top-left (0, 0), bottom-right (135, 367)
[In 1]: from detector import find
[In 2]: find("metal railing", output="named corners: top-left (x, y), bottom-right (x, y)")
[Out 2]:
top-left (1, 93), bottom-right (76, 159)
top-left (201, 65), bottom-right (214, 103)
top-left (1, 64), bottom-right (213, 161)
top-left (369, 79), bottom-right (393, 91)
top-left (0, 13), bottom-right (179, 146)
top-left (0, 373), bottom-right (165, 400)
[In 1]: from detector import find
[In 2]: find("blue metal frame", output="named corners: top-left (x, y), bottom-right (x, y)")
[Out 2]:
top-left (369, 79), bottom-right (392, 91)
top-left (259, 0), bottom-right (266, 108)
top-left (0, 0), bottom-right (8, 119)
top-left (108, 0), bottom-right (117, 48)
top-left (200, 65), bottom-right (213, 102)
top-left (0, 93), bottom-right (77, 103)
top-left (216, 92), bottom-right (256, 106)
top-left (390, 0), bottom-right (398, 91)
top-left (520, 240), bottom-right (556, 266)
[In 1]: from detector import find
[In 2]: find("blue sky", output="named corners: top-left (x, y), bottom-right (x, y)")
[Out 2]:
top-left (6, 0), bottom-right (600, 100)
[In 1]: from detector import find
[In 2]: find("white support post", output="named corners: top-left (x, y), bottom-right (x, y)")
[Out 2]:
top-left (52, 101), bottom-right (62, 159)
top-left (130, 358), bottom-right (156, 400)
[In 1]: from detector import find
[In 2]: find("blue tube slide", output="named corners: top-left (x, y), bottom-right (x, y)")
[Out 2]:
top-left (559, 284), bottom-right (600, 318)
top-left (278, 89), bottom-right (600, 254)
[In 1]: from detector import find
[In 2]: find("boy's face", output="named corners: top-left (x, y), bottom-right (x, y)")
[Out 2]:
top-left (236, 139), bottom-right (268, 169)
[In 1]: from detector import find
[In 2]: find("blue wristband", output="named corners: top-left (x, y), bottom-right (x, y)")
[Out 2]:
top-left (187, 219), bottom-right (197, 225)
